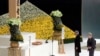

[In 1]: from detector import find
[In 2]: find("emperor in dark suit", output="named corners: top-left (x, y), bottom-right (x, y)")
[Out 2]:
top-left (74, 30), bottom-right (81, 56)
top-left (87, 32), bottom-right (96, 56)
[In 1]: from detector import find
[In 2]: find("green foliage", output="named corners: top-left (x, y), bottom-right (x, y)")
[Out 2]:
top-left (64, 38), bottom-right (83, 44)
top-left (10, 31), bottom-right (23, 42)
top-left (9, 24), bottom-right (23, 42)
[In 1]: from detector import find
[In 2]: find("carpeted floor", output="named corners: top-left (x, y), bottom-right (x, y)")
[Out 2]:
top-left (81, 43), bottom-right (100, 51)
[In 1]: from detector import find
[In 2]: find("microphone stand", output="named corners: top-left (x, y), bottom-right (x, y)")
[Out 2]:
top-left (50, 36), bottom-right (55, 56)
top-left (29, 36), bottom-right (31, 56)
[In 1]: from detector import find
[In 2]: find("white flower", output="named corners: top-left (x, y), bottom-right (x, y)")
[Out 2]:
top-left (50, 10), bottom-right (63, 17)
top-left (8, 18), bottom-right (21, 26)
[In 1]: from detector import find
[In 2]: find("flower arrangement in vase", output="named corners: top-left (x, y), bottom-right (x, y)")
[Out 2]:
top-left (50, 10), bottom-right (63, 32)
top-left (8, 18), bottom-right (23, 48)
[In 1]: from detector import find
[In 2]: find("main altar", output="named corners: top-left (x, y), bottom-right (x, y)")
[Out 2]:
top-left (0, 0), bottom-right (66, 56)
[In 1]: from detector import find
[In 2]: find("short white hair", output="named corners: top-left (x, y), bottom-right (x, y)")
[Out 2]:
top-left (88, 32), bottom-right (92, 35)
top-left (75, 30), bottom-right (79, 34)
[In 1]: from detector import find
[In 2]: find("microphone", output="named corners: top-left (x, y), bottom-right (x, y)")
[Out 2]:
top-left (45, 37), bottom-right (50, 43)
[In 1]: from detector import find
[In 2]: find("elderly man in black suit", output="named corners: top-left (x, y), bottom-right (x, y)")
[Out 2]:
top-left (74, 30), bottom-right (81, 56)
top-left (87, 32), bottom-right (96, 56)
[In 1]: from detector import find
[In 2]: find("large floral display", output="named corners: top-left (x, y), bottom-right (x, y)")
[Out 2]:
top-left (8, 18), bottom-right (23, 42)
top-left (0, 1), bottom-right (75, 40)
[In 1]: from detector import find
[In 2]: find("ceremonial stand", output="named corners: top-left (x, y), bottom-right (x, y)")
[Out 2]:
top-left (8, 0), bottom-right (22, 56)
top-left (8, 47), bottom-right (21, 56)
top-left (53, 27), bottom-right (65, 54)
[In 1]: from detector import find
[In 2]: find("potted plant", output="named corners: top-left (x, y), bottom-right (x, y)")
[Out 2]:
top-left (8, 18), bottom-right (23, 48)
top-left (50, 10), bottom-right (63, 32)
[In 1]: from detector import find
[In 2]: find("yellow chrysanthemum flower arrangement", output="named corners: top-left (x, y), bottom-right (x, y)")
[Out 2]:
top-left (0, 15), bottom-right (75, 39)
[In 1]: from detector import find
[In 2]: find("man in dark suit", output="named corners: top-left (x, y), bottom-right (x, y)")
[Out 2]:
top-left (74, 30), bottom-right (81, 56)
top-left (87, 32), bottom-right (96, 56)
